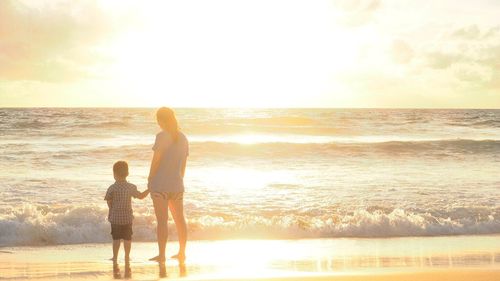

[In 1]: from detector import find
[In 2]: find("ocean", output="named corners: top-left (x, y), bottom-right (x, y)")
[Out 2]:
top-left (1, 108), bottom-right (499, 246)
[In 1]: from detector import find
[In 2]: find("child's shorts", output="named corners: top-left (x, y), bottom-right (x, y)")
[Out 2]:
top-left (111, 224), bottom-right (133, 240)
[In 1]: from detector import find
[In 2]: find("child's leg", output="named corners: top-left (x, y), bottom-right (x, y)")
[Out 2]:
top-left (112, 240), bottom-right (121, 264)
top-left (124, 240), bottom-right (132, 278)
top-left (124, 240), bottom-right (131, 265)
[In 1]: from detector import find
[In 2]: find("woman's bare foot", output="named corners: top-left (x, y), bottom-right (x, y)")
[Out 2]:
top-left (179, 263), bottom-right (187, 277)
top-left (159, 262), bottom-right (167, 278)
top-left (149, 255), bottom-right (166, 262)
top-left (171, 253), bottom-right (186, 264)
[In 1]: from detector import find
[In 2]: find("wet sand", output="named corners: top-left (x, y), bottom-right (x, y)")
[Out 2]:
top-left (1, 235), bottom-right (499, 280)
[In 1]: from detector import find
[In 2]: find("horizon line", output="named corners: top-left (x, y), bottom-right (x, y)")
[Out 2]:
top-left (1, 106), bottom-right (499, 110)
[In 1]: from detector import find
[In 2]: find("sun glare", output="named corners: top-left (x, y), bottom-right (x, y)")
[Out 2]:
top-left (192, 166), bottom-right (297, 192)
top-left (102, 0), bottom-right (359, 107)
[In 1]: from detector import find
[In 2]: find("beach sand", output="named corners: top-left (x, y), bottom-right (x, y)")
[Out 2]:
top-left (1, 235), bottom-right (499, 280)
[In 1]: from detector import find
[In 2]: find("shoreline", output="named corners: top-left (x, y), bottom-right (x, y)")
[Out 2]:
top-left (1, 235), bottom-right (499, 280)
top-left (2, 233), bottom-right (500, 250)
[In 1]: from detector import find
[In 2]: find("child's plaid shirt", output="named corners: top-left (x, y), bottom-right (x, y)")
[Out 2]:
top-left (104, 181), bottom-right (142, 225)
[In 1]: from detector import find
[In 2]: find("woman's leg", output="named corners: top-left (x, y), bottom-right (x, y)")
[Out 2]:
top-left (168, 196), bottom-right (187, 262)
top-left (152, 193), bottom-right (169, 262)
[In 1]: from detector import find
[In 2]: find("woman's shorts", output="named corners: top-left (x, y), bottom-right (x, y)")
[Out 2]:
top-left (151, 192), bottom-right (184, 202)
top-left (111, 224), bottom-right (133, 240)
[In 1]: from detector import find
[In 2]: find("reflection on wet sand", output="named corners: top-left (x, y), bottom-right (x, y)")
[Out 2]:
top-left (1, 236), bottom-right (499, 280)
top-left (283, 252), bottom-right (500, 272)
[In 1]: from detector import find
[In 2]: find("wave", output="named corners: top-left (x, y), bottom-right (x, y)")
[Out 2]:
top-left (471, 120), bottom-right (500, 127)
top-left (1, 204), bottom-right (498, 246)
top-left (71, 121), bottom-right (132, 129)
top-left (11, 120), bottom-right (52, 129)
top-left (227, 116), bottom-right (317, 126)
top-left (4, 139), bottom-right (499, 163)
top-left (446, 119), bottom-right (500, 128)
top-left (77, 139), bottom-right (500, 160)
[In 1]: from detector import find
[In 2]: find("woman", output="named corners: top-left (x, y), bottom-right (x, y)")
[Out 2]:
top-left (148, 107), bottom-right (189, 265)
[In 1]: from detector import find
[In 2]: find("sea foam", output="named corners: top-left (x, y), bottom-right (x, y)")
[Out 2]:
top-left (1, 204), bottom-right (498, 246)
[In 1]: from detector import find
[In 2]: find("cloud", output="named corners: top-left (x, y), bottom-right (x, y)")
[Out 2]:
top-left (408, 26), bottom-right (500, 105)
top-left (477, 44), bottom-right (500, 88)
top-left (451, 24), bottom-right (500, 40)
top-left (425, 52), bottom-right (460, 69)
top-left (451, 25), bottom-right (480, 40)
top-left (390, 40), bottom-right (413, 64)
top-left (0, 0), bottom-right (129, 82)
top-left (333, 0), bottom-right (381, 27)
top-left (424, 24), bottom-right (500, 88)
top-left (454, 67), bottom-right (485, 83)
top-left (483, 26), bottom-right (500, 39)
top-left (339, 16), bottom-right (500, 107)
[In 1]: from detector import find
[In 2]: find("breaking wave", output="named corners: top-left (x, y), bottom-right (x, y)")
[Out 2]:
top-left (1, 204), bottom-right (498, 246)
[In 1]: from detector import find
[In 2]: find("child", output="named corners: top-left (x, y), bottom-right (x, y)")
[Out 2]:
top-left (105, 161), bottom-right (149, 279)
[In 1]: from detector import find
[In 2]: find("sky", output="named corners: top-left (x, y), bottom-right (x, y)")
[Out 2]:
top-left (0, 0), bottom-right (499, 108)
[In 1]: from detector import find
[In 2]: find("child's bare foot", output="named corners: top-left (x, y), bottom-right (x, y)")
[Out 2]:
top-left (124, 264), bottom-right (131, 279)
top-left (113, 263), bottom-right (121, 279)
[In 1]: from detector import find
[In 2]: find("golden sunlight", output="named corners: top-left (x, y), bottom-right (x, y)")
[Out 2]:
top-left (1, 1), bottom-right (500, 281)
top-left (2, 0), bottom-right (499, 107)
top-left (91, 0), bottom-right (359, 107)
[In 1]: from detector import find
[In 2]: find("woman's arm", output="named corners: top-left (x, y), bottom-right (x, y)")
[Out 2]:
top-left (181, 158), bottom-right (187, 179)
top-left (148, 150), bottom-right (163, 182)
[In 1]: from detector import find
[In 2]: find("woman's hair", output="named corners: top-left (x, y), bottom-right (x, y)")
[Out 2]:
top-left (156, 107), bottom-right (179, 142)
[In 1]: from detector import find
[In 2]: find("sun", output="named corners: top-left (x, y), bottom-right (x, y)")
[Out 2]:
top-left (101, 0), bottom-right (359, 108)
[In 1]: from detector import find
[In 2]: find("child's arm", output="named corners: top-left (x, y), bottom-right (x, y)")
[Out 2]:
top-left (136, 189), bottom-right (150, 200)
top-left (132, 185), bottom-right (150, 200)
top-left (104, 186), bottom-right (113, 206)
